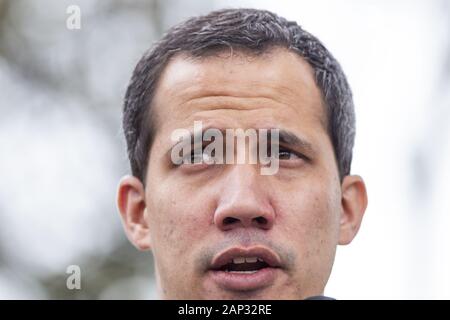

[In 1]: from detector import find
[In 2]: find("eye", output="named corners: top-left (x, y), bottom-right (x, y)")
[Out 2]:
top-left (276, 147), bottom-right (304, 161)
top-left (183, 150), bottom-right (201, 164)
top-left (182, 147), bottom-right (213, 164)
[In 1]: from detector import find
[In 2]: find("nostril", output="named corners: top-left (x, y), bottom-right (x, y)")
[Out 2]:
top-left (254, 216), bottom-right (268, 225)
top-left (218, 214), bottom-right (273, 230)
top-left (223, 217), bottom-right (239, 225)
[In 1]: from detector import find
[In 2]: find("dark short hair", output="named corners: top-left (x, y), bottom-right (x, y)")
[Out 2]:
top-left (123, 8), bottom-right (355, 183)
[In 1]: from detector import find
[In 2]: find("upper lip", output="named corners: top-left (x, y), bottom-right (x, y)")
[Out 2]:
top-left (209, 246), bottom-right (282, 270)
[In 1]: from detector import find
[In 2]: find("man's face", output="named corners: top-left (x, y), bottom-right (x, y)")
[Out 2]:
top-left (118, 48), bottom-right (367, 299)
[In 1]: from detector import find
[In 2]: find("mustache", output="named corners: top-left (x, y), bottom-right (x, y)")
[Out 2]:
top-left (195, 230), bottom-right (296, 271)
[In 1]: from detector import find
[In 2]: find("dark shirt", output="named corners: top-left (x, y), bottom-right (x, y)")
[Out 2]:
top-left (304, 296), bottom-right (335, 300)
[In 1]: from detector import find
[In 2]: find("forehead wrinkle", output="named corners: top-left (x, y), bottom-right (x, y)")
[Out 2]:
top-left (157, 86), bottom-right (300, 128)
top-left (159, 68), bottom-right (320, 114)
top-left (152, 50), bottom-right (328, 135)
top-left (182, 95), bottom-right (293, 114)
top-left (167, 77), bottom-right (307, 101)
top-left (177, 96), bottom-right (327, 134)
top-left (155, 48), bottom-right (319, 102)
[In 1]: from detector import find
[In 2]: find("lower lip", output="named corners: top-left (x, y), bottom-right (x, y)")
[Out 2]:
top-left (208, 267), bottom-right (279, 292)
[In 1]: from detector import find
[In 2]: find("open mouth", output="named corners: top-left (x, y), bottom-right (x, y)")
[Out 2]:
top-left (208, 247), bottom-right (282, 291)
top-left (218, 256), bottom-right (270, 273)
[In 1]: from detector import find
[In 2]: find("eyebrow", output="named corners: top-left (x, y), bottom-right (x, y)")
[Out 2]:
top-left (167, 126), bottom-right (316, 157)
top-left (277, 129), bottom-right (315, 155)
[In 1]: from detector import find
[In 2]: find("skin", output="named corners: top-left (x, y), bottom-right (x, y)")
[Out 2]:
top-left (117, 48), bottom-right (368, 299)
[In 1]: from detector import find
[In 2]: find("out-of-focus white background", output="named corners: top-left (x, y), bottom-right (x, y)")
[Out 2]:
top-left (0, 0), bottom-right (449, 299)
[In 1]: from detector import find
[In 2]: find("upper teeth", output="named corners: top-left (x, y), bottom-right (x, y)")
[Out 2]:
top-left (232, 257), bottom-right (262, 264)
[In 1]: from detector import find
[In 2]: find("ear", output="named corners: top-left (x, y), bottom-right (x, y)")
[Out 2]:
top-left (116, 175), bottom-right (151, 251)
top-left (338, 175), bottom-right (368, 245)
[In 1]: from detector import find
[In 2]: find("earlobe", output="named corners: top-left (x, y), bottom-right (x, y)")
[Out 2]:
top-left (116, 175), bottom-right (152, 251)
top-left (338, 175), bottom-right (368, 245)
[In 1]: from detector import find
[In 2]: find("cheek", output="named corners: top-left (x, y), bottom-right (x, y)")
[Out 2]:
top-left (274, 176), bottom-right (341, 261)
top-left (145, 181), bottom-right (214, 263)
top-left (279, 176), bottom-right (339, 221)
top-left (144, 181), bottom-right (215, 298)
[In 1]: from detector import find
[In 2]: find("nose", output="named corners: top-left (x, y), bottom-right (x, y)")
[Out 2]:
top-left (214, 165), bottom-right (275, 231)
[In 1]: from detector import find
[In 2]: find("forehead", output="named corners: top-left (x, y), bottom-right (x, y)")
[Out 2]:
top-left (151, 48), bottom-right (327, 139)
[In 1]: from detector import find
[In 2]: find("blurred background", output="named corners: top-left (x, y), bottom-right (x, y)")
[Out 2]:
top-left (0, 0), bottom-right (449, 299)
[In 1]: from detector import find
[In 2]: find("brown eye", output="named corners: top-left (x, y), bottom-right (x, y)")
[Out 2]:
top-left (182, 149), bottom-right (203, 164)
top-left (277, 148), bottom-right (301, 160)
top-left (182, 147), bottom-right (213, 164)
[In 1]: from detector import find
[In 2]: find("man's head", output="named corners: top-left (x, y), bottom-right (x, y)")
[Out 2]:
top-left (117, 8), bottom-right (367, 299)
